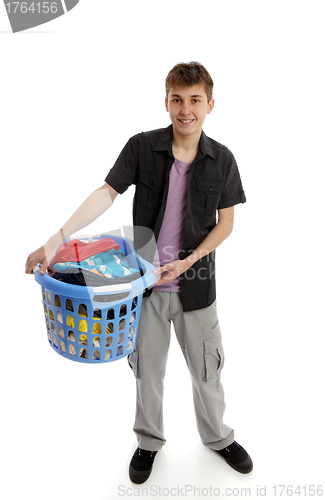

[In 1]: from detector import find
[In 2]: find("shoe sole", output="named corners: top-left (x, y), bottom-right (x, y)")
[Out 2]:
top-left (129, 465), bottom-right (153, 484)
top-left (224, 456), bottom-right (253, 474)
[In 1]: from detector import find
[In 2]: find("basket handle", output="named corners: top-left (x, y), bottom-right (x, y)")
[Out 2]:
top-left (92, 283), bottom-right (132, 294)
top-left (33, 264), bottom-right (41, 273)
top-left (91, 282), bottom-right (132, 302)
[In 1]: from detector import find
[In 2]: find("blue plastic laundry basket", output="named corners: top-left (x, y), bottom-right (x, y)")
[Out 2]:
top-left (34, 233), bottom-right (156, 364)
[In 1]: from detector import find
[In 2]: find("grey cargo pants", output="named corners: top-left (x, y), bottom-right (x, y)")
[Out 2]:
top-left (127, 291), bottom-right (234, 452)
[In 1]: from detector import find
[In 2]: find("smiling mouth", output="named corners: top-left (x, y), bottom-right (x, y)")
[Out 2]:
top-left (178, 119), bottom-right (195, 124)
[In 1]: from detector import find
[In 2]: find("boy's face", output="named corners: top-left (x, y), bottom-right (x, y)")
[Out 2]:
top-left (165, 84), bottom-right (214, 140)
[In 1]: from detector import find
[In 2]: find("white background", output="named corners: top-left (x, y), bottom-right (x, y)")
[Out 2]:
top-left (1, 1), bottom-right (324, 499)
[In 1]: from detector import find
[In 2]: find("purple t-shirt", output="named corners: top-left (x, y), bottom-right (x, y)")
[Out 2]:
top-left (153, 157), bottom-right (191, 292)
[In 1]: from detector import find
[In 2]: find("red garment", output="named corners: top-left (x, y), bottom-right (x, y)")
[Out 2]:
top-left (50, 238), bottom-right (120, 266)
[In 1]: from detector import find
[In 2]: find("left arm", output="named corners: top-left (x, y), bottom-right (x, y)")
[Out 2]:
top-left (154, 206), bottom-right (235, 286)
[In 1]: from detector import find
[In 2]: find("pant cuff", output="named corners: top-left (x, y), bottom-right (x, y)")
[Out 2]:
top-left (206, 430), bottom-right (235, 452)
top-left (137, 435), bottom-right (166, 452)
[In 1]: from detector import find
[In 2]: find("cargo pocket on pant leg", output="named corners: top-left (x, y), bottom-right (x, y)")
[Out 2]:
top-left (202, 325), bottom-right (224, 382)
top-left (127, 345), bottom-right (140, 379)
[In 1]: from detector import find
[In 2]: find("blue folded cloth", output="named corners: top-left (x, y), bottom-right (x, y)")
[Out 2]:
top-left (49, 267), bottom-right (144, 287)
top-left (52, 249), bottom-right (139, 279)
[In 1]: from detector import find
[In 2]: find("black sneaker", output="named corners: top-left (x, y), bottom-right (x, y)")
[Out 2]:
top-left (216, 441), bottom-right (253, 474)
top-left (129, 447), bottom-right (158, 484)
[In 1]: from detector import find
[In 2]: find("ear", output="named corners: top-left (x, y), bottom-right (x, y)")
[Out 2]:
top-left (165, 97), bottom-right (169, 112)
top-left (207, 98), bottom-right (215, 114)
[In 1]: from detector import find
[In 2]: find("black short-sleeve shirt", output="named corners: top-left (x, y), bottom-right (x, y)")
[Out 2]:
top-left (105, 124), bottom-right (246, 312)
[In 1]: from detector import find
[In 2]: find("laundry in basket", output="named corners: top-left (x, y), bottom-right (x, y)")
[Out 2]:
top-left (34, 232), bottom-right (157, 364)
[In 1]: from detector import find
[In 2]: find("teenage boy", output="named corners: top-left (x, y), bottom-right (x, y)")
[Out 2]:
top-left (25, 62), bottom-right (252, 484)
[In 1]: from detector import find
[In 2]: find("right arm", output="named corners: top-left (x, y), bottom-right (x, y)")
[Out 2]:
top-left (25, 183), bottom-right (118, 274)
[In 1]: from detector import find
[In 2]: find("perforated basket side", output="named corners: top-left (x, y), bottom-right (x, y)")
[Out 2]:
top-left (41, 286), bottom-right (142, 363)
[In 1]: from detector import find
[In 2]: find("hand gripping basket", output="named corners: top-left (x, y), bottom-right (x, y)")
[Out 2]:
top-left (33, 233), bottom-right (156, 364)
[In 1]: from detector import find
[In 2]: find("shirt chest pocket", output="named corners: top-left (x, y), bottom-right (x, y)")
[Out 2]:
top-left (196, 180), bottom-right (224, 213)
top-left (137, 172), bottom-right (165, 210)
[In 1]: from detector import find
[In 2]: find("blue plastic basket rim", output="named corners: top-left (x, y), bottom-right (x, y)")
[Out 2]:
top-left (34, 234), bottom-right (156, 300)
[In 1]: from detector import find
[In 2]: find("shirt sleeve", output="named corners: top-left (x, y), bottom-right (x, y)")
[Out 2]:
top-left (105, 134), bottom-right (140, 194)
top-left (218, 150), bottom-right (246, 209)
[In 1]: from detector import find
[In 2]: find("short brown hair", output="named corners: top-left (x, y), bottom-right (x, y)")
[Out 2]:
top-left (165, 62), bottom-right (214, 102)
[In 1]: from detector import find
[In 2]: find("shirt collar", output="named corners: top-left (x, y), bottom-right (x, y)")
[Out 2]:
top-left (153, 124), bottom-right (217, 160)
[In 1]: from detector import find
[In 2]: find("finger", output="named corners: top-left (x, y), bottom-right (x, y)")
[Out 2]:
top-left (155, 276), bottom-right (166, 286)
top-left (155, 276), bottom-right (170, 287)
top-left (25, 253), bottom-right (35, 271)
top-left (25, 256), bottom-right (36, 274)
top-left (155, 271), bottom-right (174, 286)
top-left (38, 261), bottom-right (48, 275)
top-left (25, 254), bottom-right (32, 267)
top-left (153, 266), bottom-right (165, 275)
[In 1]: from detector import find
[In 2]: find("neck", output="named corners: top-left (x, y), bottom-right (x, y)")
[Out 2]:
top-left (172, 127), bottom-right (202, 163)
top-left (172, 126), bottom-right (202, 151)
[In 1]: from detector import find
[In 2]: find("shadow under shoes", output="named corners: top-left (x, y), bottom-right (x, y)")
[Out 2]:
top-left (216, 441), bottom-right (253, 473)
top-left (129, 448), bottom-right (158, 484)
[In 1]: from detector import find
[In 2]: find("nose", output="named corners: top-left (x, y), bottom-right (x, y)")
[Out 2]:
top-left (180, 102), bottom-right (191, 115)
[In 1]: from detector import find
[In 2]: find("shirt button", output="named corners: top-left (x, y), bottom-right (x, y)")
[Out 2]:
top-left (208, 187), bottom-right (213, 192)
